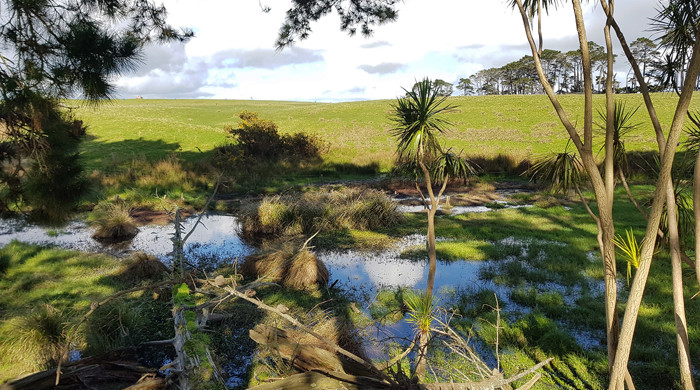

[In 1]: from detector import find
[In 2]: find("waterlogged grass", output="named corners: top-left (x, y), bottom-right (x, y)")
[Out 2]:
top-left (401, 184), bottom-right (699, 389)
top-left (400, 239), bottom-right (496, 261)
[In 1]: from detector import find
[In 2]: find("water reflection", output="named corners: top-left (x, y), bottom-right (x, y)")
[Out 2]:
top-left (318, 234), bottom-right (491, 295)
top-left (0, 215), bottom-right (253, 265)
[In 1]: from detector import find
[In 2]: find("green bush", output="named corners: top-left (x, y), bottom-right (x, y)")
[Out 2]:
top-left (21, 113), bottom-right (89, 223)
top-left (214, 111), bottom-right (328, 167)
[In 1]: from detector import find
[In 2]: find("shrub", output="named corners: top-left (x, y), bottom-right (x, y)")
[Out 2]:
top-left (214, 111), bottom-right (328, 167)
top-left (21, 112), bottom-right (89, 223)
top-left (88, 201), bottom-right (138, 241)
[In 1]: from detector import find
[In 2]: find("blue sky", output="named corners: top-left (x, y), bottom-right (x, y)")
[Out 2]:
top-left (115, 0), bottom-right (660, 102)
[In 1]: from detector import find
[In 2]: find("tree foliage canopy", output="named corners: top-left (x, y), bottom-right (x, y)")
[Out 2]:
top-left (276, 0), bottom-right (400, 49)
top-left (0, 0), bottom-right (191, 219)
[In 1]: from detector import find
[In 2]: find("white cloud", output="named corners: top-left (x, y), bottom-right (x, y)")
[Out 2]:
top-left (358, 62), bottom-right (405, 74)
top-left (115, 0), bottom-right (661, 101)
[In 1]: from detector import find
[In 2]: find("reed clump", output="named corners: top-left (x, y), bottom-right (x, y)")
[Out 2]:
top-left (241, 244), bottom-right (329, 289)
top-left (240, 187), bottom-right (402, 240)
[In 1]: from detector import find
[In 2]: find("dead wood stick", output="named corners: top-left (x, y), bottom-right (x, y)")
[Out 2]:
top-left (377, 335), bottom-right (417, 371)
top-left (182, 180), bottom-right (220, 245)
top-left (222, 285), bottom-right (396, 386)
top-left (515, 372), bottom-right (542, 390)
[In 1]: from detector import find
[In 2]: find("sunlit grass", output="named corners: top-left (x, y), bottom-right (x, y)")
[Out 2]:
top-left (0, 242), bottom-right (170, 382)
top-left (74, 93), bottom-right (700, 172)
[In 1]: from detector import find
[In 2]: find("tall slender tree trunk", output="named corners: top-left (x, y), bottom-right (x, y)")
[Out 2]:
top-left (665, 181), bottom-right (696, 390)
top-left (415, 331), bottom-right (429, 380)
top-left (426, 207), bottom-right (437, 296)
top-left (695, 152), bottom-right (700, 287)
top-left (609, 40), bottom-right (700, 390)
top-left (419, 159), bottom-right (439, 298)
top-left (537, 0), bottom-right (543, 56)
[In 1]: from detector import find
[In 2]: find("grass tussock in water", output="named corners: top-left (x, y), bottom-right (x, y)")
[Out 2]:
top-left (88, 201), bottom-right (139, 241)
top-left (240, 187), bottom-right (402, 240)
top-left (241, 244), bottom-right (329, 289)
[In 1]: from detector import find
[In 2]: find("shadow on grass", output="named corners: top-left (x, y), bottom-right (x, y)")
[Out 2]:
top-left (81, 138), bottom-right (209, 172)
top-left (82, 137), bottom-right (383, 199)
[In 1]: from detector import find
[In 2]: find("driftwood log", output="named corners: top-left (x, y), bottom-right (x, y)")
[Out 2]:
top-left (0, 349), bottom-right (165, 390)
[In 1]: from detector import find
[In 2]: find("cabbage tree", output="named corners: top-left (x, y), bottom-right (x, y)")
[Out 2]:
top-left (392, 78), bottom-right (475, 298)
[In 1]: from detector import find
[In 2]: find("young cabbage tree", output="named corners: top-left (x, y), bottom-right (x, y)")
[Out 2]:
top-left (391, 78), bottom-right (475, 382)
top-left (512, 0), bottom-right (700, 388)
top-left (391, 78), bottom-right (475, 298)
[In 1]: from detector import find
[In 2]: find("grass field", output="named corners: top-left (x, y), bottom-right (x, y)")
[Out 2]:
top-left (75, 92), bottom-right (700, 173)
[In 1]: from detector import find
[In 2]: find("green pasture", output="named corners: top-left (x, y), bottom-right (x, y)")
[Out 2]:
top-left (74, 93), bottom-right (700, 173)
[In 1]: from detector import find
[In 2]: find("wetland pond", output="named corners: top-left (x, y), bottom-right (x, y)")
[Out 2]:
top-left (0, 197), bottom-right (606, 387)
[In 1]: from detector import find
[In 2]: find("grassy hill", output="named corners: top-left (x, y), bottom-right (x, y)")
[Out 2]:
top-left (75, 92), bottom-right (700, 173)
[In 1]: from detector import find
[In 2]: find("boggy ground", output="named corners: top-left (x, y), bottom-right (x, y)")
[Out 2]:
top-left (0, 181), bottom-right (698, 389)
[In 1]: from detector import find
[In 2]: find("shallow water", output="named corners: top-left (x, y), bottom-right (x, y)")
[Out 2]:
top-left (0, 215), bottom-right (253, 267)
top-left (0, 203), bottom-right (608, 386)
top-left (319, 234), bottom-right (505, 298)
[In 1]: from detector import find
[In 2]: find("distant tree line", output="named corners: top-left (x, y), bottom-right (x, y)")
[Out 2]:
top-left (454, 37), bottom-right (700, 95)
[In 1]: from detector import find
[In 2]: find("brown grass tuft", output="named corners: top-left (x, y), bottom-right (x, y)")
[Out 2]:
top-left (241, 245), bottom-right (328, 289)
top-left (89, 201), bottom-right (138, 241)
top-left (116, 252), bottom-right (169, 283)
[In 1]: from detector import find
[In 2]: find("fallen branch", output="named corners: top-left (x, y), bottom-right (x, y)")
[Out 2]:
top-left (215, 282), bottom-right (396, 386)
top-left (54, 278), bottom-right (184, 386)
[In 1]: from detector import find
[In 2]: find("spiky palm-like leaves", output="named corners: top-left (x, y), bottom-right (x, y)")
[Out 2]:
top-left (405, 290), bottom-right (436, 380)
top-left (644, 154), bottom-right (696, 244)
top-left (526, 143), bottom-right (585, 194)
top-left (596, 101), bottom-right (642, 174)
top-left (432, 148), bottom-right (477, 184)
top-left (682, 110), bottom-right (700, 153)
top-left (507, 0), bottom-right (560, 17)
top-left (392, 78), bottom-right (456, 164)
top-left (405, 290), bottom-right (436, 335)
top-left (650, 0), bottom-right (700, 93)
top-left (614, 229), bottom-right (643, 286)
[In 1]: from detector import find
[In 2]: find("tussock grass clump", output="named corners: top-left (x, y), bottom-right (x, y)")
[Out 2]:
top-left (115, 252), bottom-right (169, 284)
top-left (241, 187), bottom-right (402, 240)
top-left (83, 300), bottom-right (154, 355)
top-left (88, 201), bottom-right (138, 241)
top-left (241, 244), bottom-right (329, 289)
top-left (2, 304), bottom-right (69, 372)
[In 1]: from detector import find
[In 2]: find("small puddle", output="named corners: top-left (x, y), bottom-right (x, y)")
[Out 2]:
top-left (319, 234), bottom-right (500, 295)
